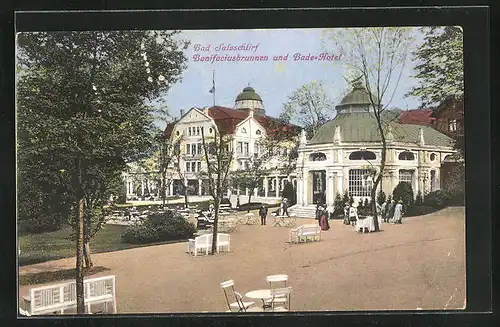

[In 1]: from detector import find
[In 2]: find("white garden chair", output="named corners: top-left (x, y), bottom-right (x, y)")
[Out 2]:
top-left (269, 287), bottom-right (292, 312)
top-left (264, 275), bottom-right (289, 309)
top-left (217, 233), bottom-right (230, 253)
top-left (220, 280), bottom-right (255, 312)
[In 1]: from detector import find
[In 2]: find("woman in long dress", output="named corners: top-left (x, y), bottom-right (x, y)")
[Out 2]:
top-left (392, 200), bottom-right (403, 224)
top-left (320, 207), bottom-right (329, 231)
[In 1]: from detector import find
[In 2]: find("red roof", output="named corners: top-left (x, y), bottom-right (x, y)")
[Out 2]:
top-left (399, 109), bottom-right (435, 126)
top-left (163, 106), bottom-right (298, 137)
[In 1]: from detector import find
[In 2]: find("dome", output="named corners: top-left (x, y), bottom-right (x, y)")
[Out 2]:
top-left (339, 81), bottom-right (372, 106)
top-left (236, 87), bottom-right (263, 102)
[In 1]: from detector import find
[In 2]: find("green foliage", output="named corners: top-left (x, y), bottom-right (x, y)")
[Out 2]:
top-left (279, 81), bottom-right (334, 139)
top-left (407, 26), bottom-right (463, 107)
top-left (342, 190), bottom-right (350, 205)
top-left (403, 205), bottom-right (438, 217)
top-left (282, 182), bottom-right (296, 205)
top-left (121, 211), bottom-right (196, 244)
top-left (333, 193), bottom-right (344, 215)
top-left (363, 198), bottom-right (369, 208)
top-left (415, 191), bottom-right (423, 206)
top-left (17, 31), bottom-right (189, 241)
top-left (392, 182), bottom-right (414, 210)
top-left (442, 164), bottom-right (465, 205)
top-left (423, 190), bottom-right (452, 209)
top-left (349, 194), bottom-right (354, 206)
top-left (376, 189), bottom-right (386, 205)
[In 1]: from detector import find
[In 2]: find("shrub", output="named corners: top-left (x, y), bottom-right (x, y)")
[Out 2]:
top-left (282, 183), bottom-right (297, 206)
top-left (333, 193), bottom-right (344, 216)
top-left (238, 202), bottom-right (279, 211)
top-left (392, 182), bottom-right (414, 211)
top-left (404, 205), bottom-right (438, 217)
top-left (423, 190), bottom-right (452, 209)
top-left (342, 191), bottom-right (349, 206)
top-left (349, 195), bottom-right (354, 206)
top-left (377, 189), bottom-right (386, 205)
top-left (121, 211), bottom-right (197, 244)
top-left (415, 191), bottom-right (423, 206)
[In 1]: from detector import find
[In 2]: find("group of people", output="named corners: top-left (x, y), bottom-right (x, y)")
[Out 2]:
top-left (258, 198), bottom-right (290, 226)
top-left (341, 199), bottom-right (405, 225)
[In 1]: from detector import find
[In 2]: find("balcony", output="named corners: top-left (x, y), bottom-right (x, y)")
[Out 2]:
top-left (183, 153), bottom-right (203, 160)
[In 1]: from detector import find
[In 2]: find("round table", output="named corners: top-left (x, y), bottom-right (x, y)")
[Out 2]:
top-left (245, 289), bottom-right (272, 300)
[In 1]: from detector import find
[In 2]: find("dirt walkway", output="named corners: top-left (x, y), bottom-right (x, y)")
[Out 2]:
top-left (19, 207), bottom-right (465, 313)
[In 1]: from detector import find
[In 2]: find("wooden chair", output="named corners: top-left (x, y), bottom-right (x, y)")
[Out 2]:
top-left (265, 275), bottom-right (289, 309)
top-left (269, 287), bottom-right (292, 312)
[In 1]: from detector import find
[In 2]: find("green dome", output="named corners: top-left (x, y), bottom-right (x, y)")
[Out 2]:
top-left (236, 87), bottom-right (263, 102)
top-left (308, 112), bottom-right (455, 147)
top-left (337, 81), bottom-right (375, 107)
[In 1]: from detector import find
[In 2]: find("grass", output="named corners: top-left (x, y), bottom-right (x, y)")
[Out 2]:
top-left (20, 266), bottom-right (110, 285)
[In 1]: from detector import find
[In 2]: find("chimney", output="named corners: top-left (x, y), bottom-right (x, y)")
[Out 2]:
top-left (180, 109), bottom-right (185, 118)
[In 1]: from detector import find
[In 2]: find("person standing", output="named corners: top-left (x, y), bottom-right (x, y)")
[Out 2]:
top-left (282, 198), bottom-right (289, 216)
top-left (259, 204), bottom-right (268, 225)
top-left (316, 203), bottom-right (323, 226)
top-left (392, 200), bottom-right (403, 224)
top-left (343, 203), bottom-right (350, 225)
top-left (349, 205), bottom-right (358, 226)
top-left (386, 200), bottom-right (395, 223)
top-left (380, 200), bottom-right (388, 223)
top-left (320, 206), bottom-right (330, 231)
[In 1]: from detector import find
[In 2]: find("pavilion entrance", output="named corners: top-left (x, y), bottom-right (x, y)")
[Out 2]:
top-left (308, 170), bottom-right (326, 204)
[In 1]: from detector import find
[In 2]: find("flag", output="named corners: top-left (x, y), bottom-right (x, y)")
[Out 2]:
top-left (209, 70), bottom-right (215, 93)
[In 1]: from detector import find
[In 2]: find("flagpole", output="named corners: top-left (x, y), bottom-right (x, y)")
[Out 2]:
top-left (212, 69), bottom-right (216, 107)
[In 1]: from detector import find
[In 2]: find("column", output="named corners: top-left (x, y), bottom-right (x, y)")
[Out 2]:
top-left (245, 188), bottom-right (249, 197)
top-left (130, 180), bottom-right (134, 195)
top-left (302, 170), bottom-right (308, 205)
top-left (253, 188), bottom-right (258, 197)
top-left (296, 173), bottom-right (303, 206)
top-left (435, 168), bottom-right (441, 191)
top-left (198, 179), bottom-right (202, 195)
top-left (326, 170), bottom-right (334, 206)
top-left (264, 176), bottom-right (269, 197)
top-left (336, 173), bottom-right (343, 195)
top-left (141, 179), bottom-right (145, 196)
top-left (169, 180), bottom-right (174, 196)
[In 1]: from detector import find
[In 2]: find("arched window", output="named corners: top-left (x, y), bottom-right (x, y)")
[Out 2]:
top-left (241, 127), bottom-right (247, 134)
top-left (209, 128), bottom-right (213, 134)
top-left (309, 152), bottom-right (327, 161)
top-left (429, 153), bottom-right (436, 161)
top-left (349, 151), bottom-right (376, 160)
top-left (176, 131), bottom-right (180, 136)
top-left (398, 151), bottom-right (415, 160)
top-left (256, 129), bottom-right (262, 135)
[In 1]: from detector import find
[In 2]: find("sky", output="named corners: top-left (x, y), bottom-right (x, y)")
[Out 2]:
top-left (156, 28), bottom-right (426, 129)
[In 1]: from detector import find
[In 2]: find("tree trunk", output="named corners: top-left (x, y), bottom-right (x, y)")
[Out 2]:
top-left (83, 241), bottom-right (93, 268)
top-left (75, 176), bottom-right (85, 313)
top-left (247, 191), bottom-right (252, 213)
top-left (371, 118), bottom-right (387, 232)
top-left (161, 171), bottom-right (166, 207)
top-left (210, 198), bottom-right (220, 255)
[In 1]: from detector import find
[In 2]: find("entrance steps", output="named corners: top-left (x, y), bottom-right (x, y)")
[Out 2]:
top-left (289, 205), bottom-right (317, 219)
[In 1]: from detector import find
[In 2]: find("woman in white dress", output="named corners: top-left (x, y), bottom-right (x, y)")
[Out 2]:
top-left (392, 200), bottom-right (403, 224)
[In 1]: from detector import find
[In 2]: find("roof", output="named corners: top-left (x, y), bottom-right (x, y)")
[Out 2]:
top-left (164, 122), bottom-right (175, 138)
top-left (308, 112), bottom-right (455, 148)
top-left (399, 109), bottom-right (435, 126)
top-left (235, 86), bottom-right (263, 102)
top-left (336, 81), bottom-right (378, 109)
top-left (431, 95), bottom-right (464, 118)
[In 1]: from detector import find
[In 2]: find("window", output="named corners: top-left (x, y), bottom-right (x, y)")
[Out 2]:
top-left (237, 142), bottom-right (243, 153)
top-left (254, 143), bottom-right (259, 155)
top-left (398, 151), bottom-right (415, 160)
top-left (241, 127), bottom-right (247, 134)
top-left (196, 127), bottom-right (200, 135)
top-left (186, 144), bottom-right (190, 155)
top-left (191, 144), bottom-right (197, 155)
top-left (309, 152), bottom-right (327, 161)
top-left (348, 169), bottom-right (373, 197)
top-left (256, 129), bottom-right (261, 135)
top-left (349, 151), bottom-right (376, 160)
top-left (399, 169), bottom-right (413, 185)
top-left (209, 128), bottom-right (213, 134)
top-left (197, 143), bottom-right (202, 155)
top-left (186, 162), bottom-right (190, 172)
top-left (449, 119), bottom-right (457, 132)
top-left (197, 162), bottom-right (201, 172)
top-left (430, 153), bottom-right (436, 161)
top-left (176, 131), bottom-right (180, 136)
top-left (188, 127), bottom-right (192, 136)
top-left (225, 144), bottom-right (231, 152)
top-left (191, 162), bottom-right (196, 172)
top-left (244, 142), bottom-right (249, 155)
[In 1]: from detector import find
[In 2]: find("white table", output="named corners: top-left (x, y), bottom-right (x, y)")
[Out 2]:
top-left (244, 212), bottom-right (259, 225)
top-left (356, 216), bottom-right (382, 233)
top-left (245, 289), bottom-right (273, 309)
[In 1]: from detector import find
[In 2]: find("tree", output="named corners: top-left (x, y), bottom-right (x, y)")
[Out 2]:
top-left (231, 156), bottom-right (271, 208)
top-left (17, 30), bottom-right (188, 313)
top-left (167, 134), bottom-right (190, 209)
top-left (279, 81), bottom-right (335, 139)
top-left (406, 26), bottom-right (463, 107)
top-left (199, 127), bottom-right (234, 255)
top-left (326, 27), bottom-right (414, 231)
top-left (392, 181), bottom-right (415, 211)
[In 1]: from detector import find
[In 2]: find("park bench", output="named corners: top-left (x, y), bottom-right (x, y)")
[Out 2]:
top-left (187, 233), bottom-right (231, 256)
top-left (20, 275), bottom-right (116, 316)
top-left (289, 224), bottom-right (321, 243)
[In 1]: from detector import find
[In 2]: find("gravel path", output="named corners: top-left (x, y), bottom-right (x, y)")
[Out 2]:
top-left (19, 207), bottom-right (465, 313)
